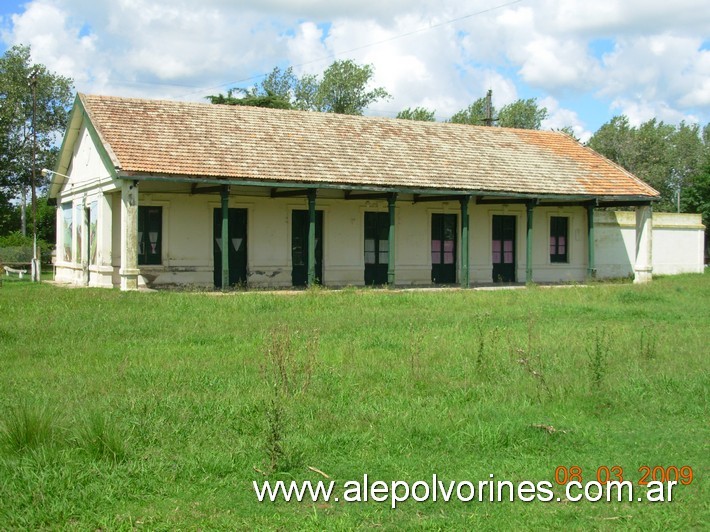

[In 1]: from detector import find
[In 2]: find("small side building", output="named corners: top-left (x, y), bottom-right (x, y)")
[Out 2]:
top-left (47, 94), bottom-right (702, 291)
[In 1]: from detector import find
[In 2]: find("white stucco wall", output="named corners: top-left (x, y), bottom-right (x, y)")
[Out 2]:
top-left (53, 123), bottom-right (120, 288)
top-left (55, 186), bottom-right (706, 289)
top-left (117, 195), bottom-right (593, 287)
top-left (594, 211), bottom-right (705, 278)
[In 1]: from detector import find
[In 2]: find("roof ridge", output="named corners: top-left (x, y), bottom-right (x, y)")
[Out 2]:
top-left (78, 92), bottom-right (573, 136)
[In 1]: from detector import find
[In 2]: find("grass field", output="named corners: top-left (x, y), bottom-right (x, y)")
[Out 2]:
top-left (0, 274), bottom-right (708, 529)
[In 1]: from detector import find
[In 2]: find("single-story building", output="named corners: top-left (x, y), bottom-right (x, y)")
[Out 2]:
top-left (48, 94), bottom-right (705, 291)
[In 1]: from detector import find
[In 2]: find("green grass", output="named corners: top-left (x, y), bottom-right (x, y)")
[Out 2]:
top-left (0, 274), bottom-right (708, 529)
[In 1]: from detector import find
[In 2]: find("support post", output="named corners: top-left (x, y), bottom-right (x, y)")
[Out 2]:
top-left (526, 202), bottom-right (534, 284)
top-left (119, 180), bottom-right (139, 291)
top-left (82, 197), bottom-right (89, 286)
top-left (634, 204), bottom-right (653, 283)
top-left (587, 204), bottom-right (596, 279)
top-left (97, 193), bottom-right (114, 287)
top-left (307, 189), bottom-right (316, 286)
top-left (460, 195), bottom-right (470, 288)
top-left (387, 193), bottom-right (397, 286)
top-left (220, 185), bottom-right (230, 290)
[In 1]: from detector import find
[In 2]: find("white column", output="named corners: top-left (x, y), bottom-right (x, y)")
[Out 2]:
top-left (120, 180), bottom-right (140, 291)
top-left (97, 192), bottom-right (114, 287)
top-left (81, 196), bottom-right (89, 286)
top-left (634, 205), bottom-right (653, 283)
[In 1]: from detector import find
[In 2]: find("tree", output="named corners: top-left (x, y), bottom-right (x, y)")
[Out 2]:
top-left (207, 59), bottom-right (390, 115)
top-left (682, 161), bottom-right (710, 259)
top-left (0, 45), bottom-right (74, 235)
top-left (588, 117), bottom-right (708, 211)
top-left (670, 121), bottom-right (705, 211)
top-left (497, 98), bottom-right (548, 130)
top-left (449, 96), bottom-right (493, 125)
top-left (396, 107), bottom-right (436, 122)
top-left (587, 115), bottom-right (636, 171)
top-left (207, 87), bottom-right (293, 109)
top-left (314, 60), bottom-right (390, 115)
top-left (208, 61), bottom-right (390, 116)
top-left (557, 126), bottom-right (580, 142)
top-left (449, 95), bottom-right (547, 129)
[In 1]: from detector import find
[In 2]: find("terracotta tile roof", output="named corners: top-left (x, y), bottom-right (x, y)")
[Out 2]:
top-left (79, 93), bottom-right (658, 198)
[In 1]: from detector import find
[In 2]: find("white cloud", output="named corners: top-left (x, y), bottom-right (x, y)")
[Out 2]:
top-left (5, 0), bottom-right (97, 83)
top-left (540, 96), bottom-right (593, 142)
top-left (0, 0), bottom-right (708, 133)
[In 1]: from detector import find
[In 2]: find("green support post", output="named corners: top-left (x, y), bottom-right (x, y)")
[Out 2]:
top-left (460, 195), bottom-right (470, 288)
top-left (220, 186), bottom-right (230, 290)
top-left (587, 204), bottom-right (596, 279)
top-left (307, 189), bottom-right (316, 286)
top-left (526, 202), bottom-right (534, 284)
top-left (387, 193), bottom-right (397, 286)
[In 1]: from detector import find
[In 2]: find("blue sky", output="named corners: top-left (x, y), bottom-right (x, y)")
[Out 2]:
top-left (1, 0), bottom-right (709, 141)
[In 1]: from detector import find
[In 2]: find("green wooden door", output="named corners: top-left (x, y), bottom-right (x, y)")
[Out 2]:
top-left (292, 210), bottom-right (323, 287)
top-left (213, 208), bottom-right (247, 288)
top-left (431, 213), bottom-right (457, 284)
top-left (492, 215), bottom-right (516, 282)
top-left (364, 211), bottom-right (389, 285)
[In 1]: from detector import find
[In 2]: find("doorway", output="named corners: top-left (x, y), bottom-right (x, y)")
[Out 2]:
top-left (431, 213), bottom-right (457, 284)
top-left (213, 208), bottom-right (247, 288)
top-left (292, 210), bottom-right (323, 286)
top-left (364, 211), bottom-right (390, 285)
top-left (492, 215), bottom-right (516, 282)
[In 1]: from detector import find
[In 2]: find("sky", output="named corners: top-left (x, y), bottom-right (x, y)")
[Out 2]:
top-left (1, 0), bottom-right (709, 142)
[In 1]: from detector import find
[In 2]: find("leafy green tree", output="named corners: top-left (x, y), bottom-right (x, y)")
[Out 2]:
top-left (207, 87), bottom-right (293, 109)
top-left (0, 44), bottom-right (74, 235)
top-left (0, 188), bottom-right (19, 235)
top-left (313, 60), bottom-right (390, 115)
top-left (557, 126), bottom-right (580, 142)
top-left (396, 107), bottom-right (436, 122)
top-left (450, 95), bottom-right (546, 129)
top-left (682, 162), bottom-right (710, 259)
top-left (208, 61), bottom-right (390, 116)
top-left (292, 73), bottom-right (320, 111)
top-left (497, 98), bottom-right (548, 130)
top-left (588, 117), bottom-right (708, 211)
top-left (587, 115), bottom-right (636, 170)
top-left (449, 96), bottom-right (493, 125)
top-left (670, 121), bottom-right (705, 211)
top-left (207, 67), bottom-right (297, 109)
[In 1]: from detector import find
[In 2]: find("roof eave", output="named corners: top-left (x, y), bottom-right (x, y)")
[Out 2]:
top-left (121, 171), bottom-right (658, 205)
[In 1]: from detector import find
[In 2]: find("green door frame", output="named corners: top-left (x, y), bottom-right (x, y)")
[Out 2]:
top-left (307, 190), bottom-right (317, 286)
top-left (587, 204), bottom-right (596, 279)
top-left (526, 202), bottom-right (534, 284)
top-left (387, 193), bottom-right (397, 286)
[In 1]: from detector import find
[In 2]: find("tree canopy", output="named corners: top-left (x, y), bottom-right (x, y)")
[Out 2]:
top-left (497, 99), bottom-right (548, 130)
top-left (207, 60), bottom-right (390, 116)
top-left (449, 95), bottom-right (547, 130)
top-left (588, 117), bottom-right (709, 211)
top-left (0, 45), bottom-right (74, 197)
top-left (0, 45), bottom-right (74, 238)
top-left (449, 96), bottom-right (494, 126)
top-left (396, 107), bottom-right (436, 122)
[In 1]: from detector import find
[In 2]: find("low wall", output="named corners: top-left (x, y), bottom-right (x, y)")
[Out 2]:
top-left (595, 211), bottom-right (705, 279)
